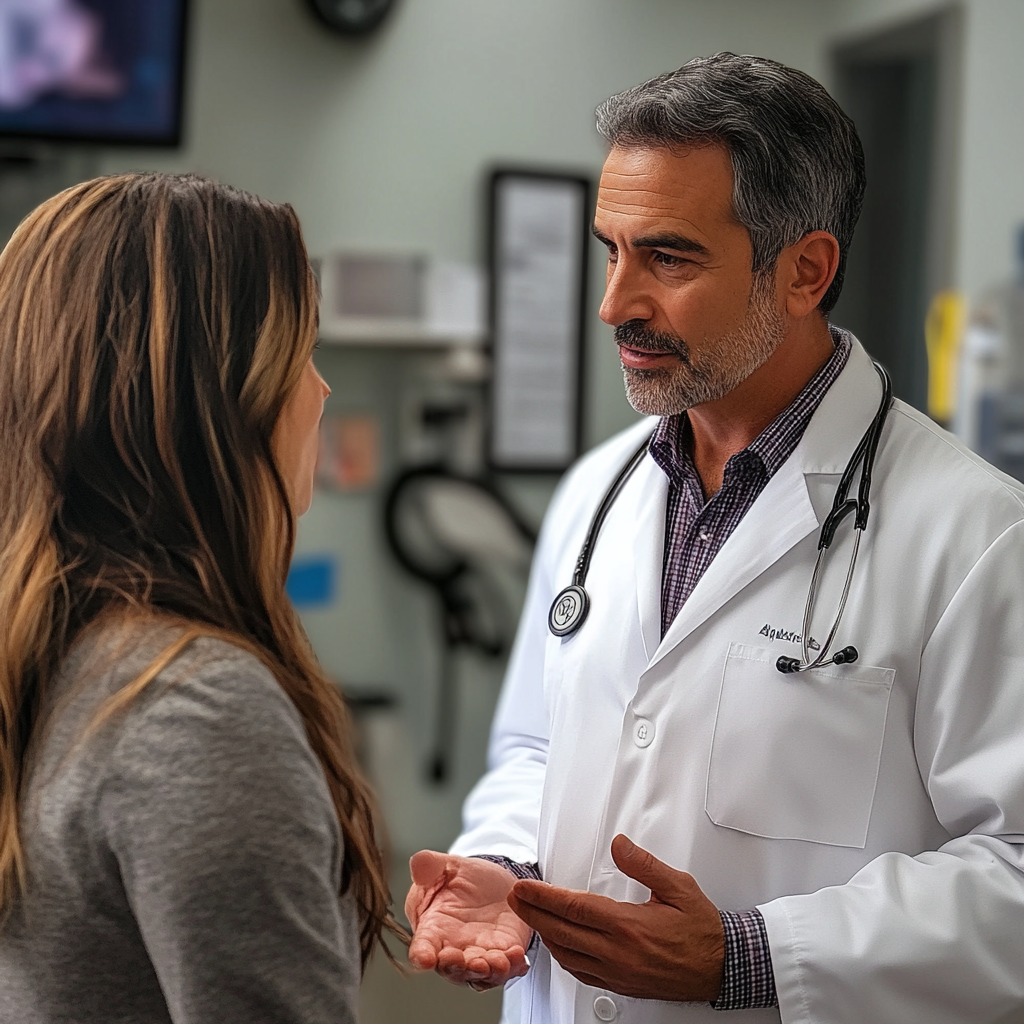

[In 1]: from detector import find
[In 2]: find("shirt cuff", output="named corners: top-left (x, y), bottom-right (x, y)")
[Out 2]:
top-left (713, 909), bottom-right (778, 1010)
top-left (470, 854), bottom-right (542, 880)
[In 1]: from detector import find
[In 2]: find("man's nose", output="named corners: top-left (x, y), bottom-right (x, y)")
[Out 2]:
top-left (599, 260), bottom-right (653, 327)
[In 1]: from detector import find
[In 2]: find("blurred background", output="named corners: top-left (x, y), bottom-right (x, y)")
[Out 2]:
top-left (1, 0), bottom-right (1022, 1019)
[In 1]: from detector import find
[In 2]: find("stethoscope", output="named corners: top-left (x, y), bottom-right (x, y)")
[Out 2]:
top-left (547, 362), bottom-right (894, 676)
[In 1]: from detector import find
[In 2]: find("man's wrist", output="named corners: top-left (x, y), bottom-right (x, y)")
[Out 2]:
top-left (712, 909), bottom-right (778, 1010)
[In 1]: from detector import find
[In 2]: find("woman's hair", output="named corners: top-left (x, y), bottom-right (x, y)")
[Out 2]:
top-left (0, 172), bottom-right (396, 966)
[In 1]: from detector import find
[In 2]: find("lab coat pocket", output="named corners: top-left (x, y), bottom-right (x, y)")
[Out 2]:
top-left (706, 642), bottom-right (894, 848)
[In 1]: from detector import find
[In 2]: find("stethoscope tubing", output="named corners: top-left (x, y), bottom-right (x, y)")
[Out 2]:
top-left (787, 361), bottom-right (893, 672)
top-left (547, 359), bottom-right (894, 660)
top-left (547, 433), bottom-right (653, 637)
top-left (799, 528), bottom-right (861, 670)
top-left (571, 436), bottom-right (653, 587)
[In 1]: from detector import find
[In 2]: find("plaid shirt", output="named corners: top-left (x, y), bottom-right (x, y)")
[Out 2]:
top-left (651, 327), bottom-right (850, 1010)
top-left (479, 328), bottom-right (852, 1010)
top-left (652, 328), bottom-right (852, 639)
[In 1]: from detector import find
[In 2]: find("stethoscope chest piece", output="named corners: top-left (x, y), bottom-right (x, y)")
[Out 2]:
top-left (547, 433), bottom-right (653, 640)
top-left (548, 585), bottom-right (590, 637)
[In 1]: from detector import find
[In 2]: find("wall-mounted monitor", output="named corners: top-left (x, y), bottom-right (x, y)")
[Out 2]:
top-left (0, 0), bottom-right (189, 147)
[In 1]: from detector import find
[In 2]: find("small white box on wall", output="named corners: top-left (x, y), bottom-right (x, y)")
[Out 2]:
top-left (316, 252), bottom-right (486, 347)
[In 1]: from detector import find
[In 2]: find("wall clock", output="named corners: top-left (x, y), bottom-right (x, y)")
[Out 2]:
top-left (306, 0), bottom-right (395, 35)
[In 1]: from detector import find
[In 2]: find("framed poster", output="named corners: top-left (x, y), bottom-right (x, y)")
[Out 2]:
top-left (488, 169), bottom-right (591, 471)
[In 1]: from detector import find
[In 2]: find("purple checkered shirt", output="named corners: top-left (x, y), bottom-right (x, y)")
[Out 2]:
top-left (653, 328), bottom-right (851, 640)
top-left (478, 328), bottom-right (852, 1009)
top-left (651, 327), bottom-right (850, 1010)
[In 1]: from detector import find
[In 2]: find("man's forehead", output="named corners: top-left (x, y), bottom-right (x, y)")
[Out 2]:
top-left (596, 144), bottom-right (736, 229)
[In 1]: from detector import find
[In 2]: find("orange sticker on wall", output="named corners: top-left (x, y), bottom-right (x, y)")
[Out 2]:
top-left (316, 414), bottom-right (380, 491)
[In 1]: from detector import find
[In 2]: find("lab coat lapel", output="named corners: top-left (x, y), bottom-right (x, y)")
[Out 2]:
top-left (650, 457), bottom-right (819, 667)
top-left (646, 336), bottom-right (883, 671)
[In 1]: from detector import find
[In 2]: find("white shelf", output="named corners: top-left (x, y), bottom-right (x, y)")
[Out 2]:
top-left (318, 315), bottom-right (486, 349)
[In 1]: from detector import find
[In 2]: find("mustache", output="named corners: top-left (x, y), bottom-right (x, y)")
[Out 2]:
top-left (614, 321), bottom-right (691, 364)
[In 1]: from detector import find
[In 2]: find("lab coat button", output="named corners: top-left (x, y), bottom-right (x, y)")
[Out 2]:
top-left (634, 717), bottom-right (655, 748)
top-left (593, 994), bottom-right (618, 1021)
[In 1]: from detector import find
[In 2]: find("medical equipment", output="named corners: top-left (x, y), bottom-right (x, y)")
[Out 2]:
top-left (547, 436), bottom-right (651, 638)
top-left (385, 467), bottom-right (535, 781)
top-left (776, 362), bottom-right (893, 672)
top-left (547, 362), bottom-right (894, 676)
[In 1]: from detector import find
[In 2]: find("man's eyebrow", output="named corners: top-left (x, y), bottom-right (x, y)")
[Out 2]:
top-left (591, 225), bottom-right (711, 258)
top-left (633, 232), bottom-right (712, 257)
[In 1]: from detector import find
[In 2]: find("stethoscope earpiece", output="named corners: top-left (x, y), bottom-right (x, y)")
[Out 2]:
top-left (831, 645), bottom-right (859, 665)
top-left (776, 645), bottom-right (859, 675)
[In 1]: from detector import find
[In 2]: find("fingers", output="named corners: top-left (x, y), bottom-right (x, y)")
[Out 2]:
top-left (440, 944), bottom-right (510, 975)
top-left (509, 880), bottom-right (615, 931)
top-left (508, 885), bottom-right (613, 959)
top-left (429, 944), bottom-right (529, 988)
top-left (543, 939), bottom-right (609, 991)
top-left (407, 934), bottom-right (440, 972)
top-left (610, 834), bottom-right (695, 906)
top-left (560, 968), bottom-right (609, 991)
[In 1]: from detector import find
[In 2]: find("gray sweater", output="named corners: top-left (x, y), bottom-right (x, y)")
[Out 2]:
top-left (0, 623), bottom-right (361, 1024)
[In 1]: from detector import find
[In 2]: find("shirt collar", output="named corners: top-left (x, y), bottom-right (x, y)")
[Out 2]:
top-left (649, 326), bottom-right (853, 489)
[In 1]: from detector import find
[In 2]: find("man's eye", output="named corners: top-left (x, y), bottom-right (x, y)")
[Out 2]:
top-left (653, 251), bottom-right (687, 267)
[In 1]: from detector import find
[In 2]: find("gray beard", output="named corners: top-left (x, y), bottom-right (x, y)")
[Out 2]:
top-left (619, 274), bottom-right (785, 417)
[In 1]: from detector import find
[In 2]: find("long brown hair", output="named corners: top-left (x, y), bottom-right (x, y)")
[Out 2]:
top-left (0, 173), bottom-right (397, 966)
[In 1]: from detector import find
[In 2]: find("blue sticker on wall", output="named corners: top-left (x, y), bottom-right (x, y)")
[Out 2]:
top-left (286, 555), bottom-right (337, 609)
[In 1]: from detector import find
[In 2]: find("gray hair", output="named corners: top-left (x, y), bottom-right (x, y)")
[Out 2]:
top-left (596, 53), bottom-right (865, 313)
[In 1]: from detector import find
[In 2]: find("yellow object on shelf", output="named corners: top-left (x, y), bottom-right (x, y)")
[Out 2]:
top-left (925, 290), bottom-right (967, 424)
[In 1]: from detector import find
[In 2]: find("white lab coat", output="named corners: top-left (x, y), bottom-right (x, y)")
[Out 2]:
top-left (451, 337), bottom-right (1024, 1024)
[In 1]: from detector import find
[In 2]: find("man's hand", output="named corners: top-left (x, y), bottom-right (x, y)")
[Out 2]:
top-left (506, 834), bottom-right (725, 1002)
top-left (405, 850), bottom-right (533, 990)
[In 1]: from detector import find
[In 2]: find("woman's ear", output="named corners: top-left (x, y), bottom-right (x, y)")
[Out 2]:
top-left (777, 231), bottom-right (840, 319)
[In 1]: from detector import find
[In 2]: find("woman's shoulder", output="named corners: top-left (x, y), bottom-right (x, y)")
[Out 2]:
top-left (20, 621), bottom-right (355, 1024)
top-left (48, 618), bottom-right (321, 800)
top-left (66, 618), bottom-right (287, 709)
top-left (49, 619), bottom-right (340, 859)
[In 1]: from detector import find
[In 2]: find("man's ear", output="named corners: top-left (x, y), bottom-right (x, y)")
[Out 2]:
top-left (776, 231), bottom-right (840, 319)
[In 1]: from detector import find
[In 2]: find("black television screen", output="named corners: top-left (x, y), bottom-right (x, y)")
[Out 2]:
top-left (0, 0), bottom-right (187, 146)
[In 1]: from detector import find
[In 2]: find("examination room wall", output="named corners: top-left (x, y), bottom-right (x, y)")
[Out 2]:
top-left (825, 0), bottom-right (1024, 298)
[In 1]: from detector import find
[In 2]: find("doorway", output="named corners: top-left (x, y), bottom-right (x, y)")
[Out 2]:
top-left (831, 8), bottom-right (962, 413)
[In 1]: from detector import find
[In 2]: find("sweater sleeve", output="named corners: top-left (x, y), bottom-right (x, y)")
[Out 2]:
top-left (99, 640), bottom-right (360, 1024)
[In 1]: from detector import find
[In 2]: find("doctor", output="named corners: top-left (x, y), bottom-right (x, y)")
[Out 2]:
top-left (406, 53), bottom-right (1024, 1022)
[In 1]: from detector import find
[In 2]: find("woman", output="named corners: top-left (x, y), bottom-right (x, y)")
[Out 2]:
top-left (0, 173), bottom-right (399, 1023)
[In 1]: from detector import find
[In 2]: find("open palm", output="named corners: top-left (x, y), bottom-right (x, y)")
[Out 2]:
top-left (406, 850), bottom-right (533, 988)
